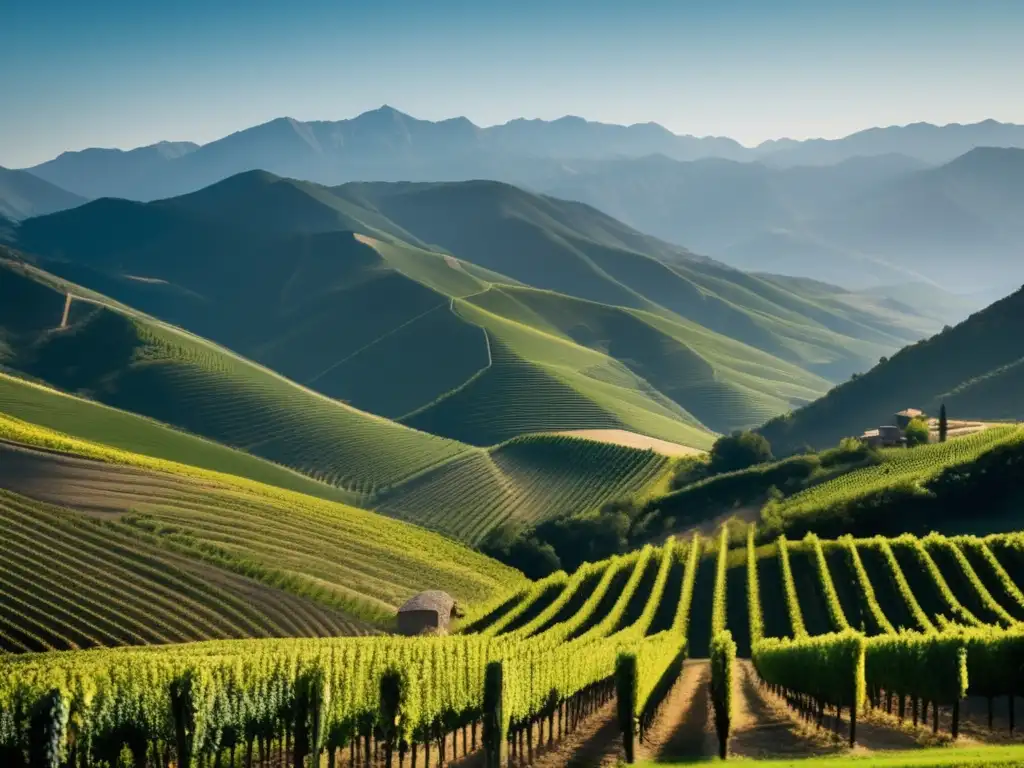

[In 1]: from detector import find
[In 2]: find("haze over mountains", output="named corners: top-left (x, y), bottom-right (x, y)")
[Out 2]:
top-left (6, 170), bottom-right (936, 436)
top-left (8, 108), bottom-right (1024, 301)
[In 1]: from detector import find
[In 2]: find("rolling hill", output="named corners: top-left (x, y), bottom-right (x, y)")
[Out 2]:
top-left (8, 172), bottom-right (926, 443)
top-left (0, 166), bottom-right (85, 220)
top-left (12, 171), bottom-right (938, 387)
top-left (0, 257), bottom-right (683, 541)
top-left (0, 411), bottom-right (524, 646)
top-left (760, 283), bottom-right (1024, 452)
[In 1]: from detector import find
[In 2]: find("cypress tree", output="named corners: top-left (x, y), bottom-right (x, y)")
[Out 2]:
top-left (939, 404), bottom-right (949, 443)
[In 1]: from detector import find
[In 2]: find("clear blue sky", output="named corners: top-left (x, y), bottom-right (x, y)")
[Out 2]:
top-left (3, 0), bottom-right (1023, 167)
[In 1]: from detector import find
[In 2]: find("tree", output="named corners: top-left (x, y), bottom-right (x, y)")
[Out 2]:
top-left (939, 404), bottom-right (948, 443)
top-left (708, 431), bottom-right (774, 474)
top-left (904, 417), bottom-right (930, 448)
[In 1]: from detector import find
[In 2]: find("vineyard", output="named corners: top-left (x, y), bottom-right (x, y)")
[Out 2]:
top-left (761, 425), bottom-right (1024, 538)
top-left (9, 530), bottom-right (1024, 766)
top-left (378, 434), bottom-right (671, 544)
top-left (0, 416), bottom-right (524, 643)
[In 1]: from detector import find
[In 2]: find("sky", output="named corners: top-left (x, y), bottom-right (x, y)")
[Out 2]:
top-left (3, 0), bottom-right (1023, 167)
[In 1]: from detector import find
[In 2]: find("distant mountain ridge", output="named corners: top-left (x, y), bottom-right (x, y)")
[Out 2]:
top-left (549, 146), bottom-right (1024, 296)
top-left (0, 166), bottom-right (86, 220)
top-left (21, 107), bottom-right (1024, 202)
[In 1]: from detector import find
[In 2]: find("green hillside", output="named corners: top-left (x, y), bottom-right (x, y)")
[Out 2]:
top-left (340, 179), bottom-right (932, 380)
top-left (0, 412), bottom-right (524, 643)
top-left (378, 434), bottom-right (672, 544)
top-left (10, 172), bottom-right (940, 444)
top-left (761, 285), bottom-right (1024, 452)
top-left (0, 261), bottom-right (681, 541)
top-left (0, 258), bottom-right (471, 499)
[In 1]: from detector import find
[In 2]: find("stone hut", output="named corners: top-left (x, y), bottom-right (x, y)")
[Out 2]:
top-left (397, 591), bottom-right (459, 636)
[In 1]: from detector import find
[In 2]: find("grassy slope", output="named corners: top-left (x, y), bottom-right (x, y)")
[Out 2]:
top-left (377, 434), bottom-right (673, 544)
top-left (0, 259), bottom-right (472, 498)
top-left (342, 179), bottom-right (930, 378)
top-left (766, 427), bottom-right (1022, 528)
top-left (0, 260), bottom-right (687, 540)
top-left (0, 411), bottom-right (525, 633)
top-left (761, 286), bottom-right (1024, 452)
top-left (0, 488), bottom-right (369, 653)
top-left (11, 173), bottom-right (937, 442)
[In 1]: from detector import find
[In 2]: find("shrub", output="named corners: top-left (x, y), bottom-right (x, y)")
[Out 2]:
top-left (709, 431), bottom-right (774, 475)
top-left (905, 418), bottom-right (930, 448)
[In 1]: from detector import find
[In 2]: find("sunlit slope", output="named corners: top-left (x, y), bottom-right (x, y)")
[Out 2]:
top-left (0, 261), bottom-right (471, 497)
top-left (377, 434), bottom-right (673, 544)
top-left (341, 178), bottom-right (932, 378)
top-left (402, 297), bottom-right (717, 447)
top-left (466, 285), bottom-right (829, 433)
top-left (0, 413), bottom-right (524, 645)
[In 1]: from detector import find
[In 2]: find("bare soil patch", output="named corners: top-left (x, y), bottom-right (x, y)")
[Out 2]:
top-left (553, 429), bottom-right (706, 457)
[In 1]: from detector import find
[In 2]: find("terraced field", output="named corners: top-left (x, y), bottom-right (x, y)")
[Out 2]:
top-left (0, 372), bottom-right (355, 503)
top-left (0, 418), bottom-right (525, 648)
top-left (379, 434), bottom-right (673, 543)
top-left (0, 489), bottom-right (366, 652)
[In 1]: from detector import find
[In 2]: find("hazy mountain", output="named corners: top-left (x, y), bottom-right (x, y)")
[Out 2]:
top-left (760, 283), bottom-right (1024, 452)
top-left (0, 166), bottom-right (86, 220)
top-left (10, 172), bottom-right (941, 429)
top-left (21, 109), bottom-right (1024, 203)
top-left (546, 148), bottom-right (1024, 297)
top-left (28, 140), bottom-right (199, 199)
top-left (757, 119), bottom-right (1024, 166)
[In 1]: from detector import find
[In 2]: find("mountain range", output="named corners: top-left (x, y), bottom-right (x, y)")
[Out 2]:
top-left (0, 170), bottom-right (961, 471)
top-left (8, 108), bottom-right (1024, 300)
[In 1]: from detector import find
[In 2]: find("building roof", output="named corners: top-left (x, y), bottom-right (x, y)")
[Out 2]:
top-left (399, 590), bottom-right (455, 615)
top-left (896, 408), bottom-right (924, 418)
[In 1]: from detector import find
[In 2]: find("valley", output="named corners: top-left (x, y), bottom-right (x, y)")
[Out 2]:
top-left (3, 91), bottom-right (1024, 768)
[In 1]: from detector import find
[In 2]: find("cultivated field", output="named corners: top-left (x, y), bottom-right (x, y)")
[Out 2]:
top-left (8, 530), bottom-right (1024, 767)
top-left (0, 416), bottom-right (524, 646)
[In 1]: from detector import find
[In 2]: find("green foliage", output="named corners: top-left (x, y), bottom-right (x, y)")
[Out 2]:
top-left (761, 426), bottom-right (1024, 540)
top-left (709, 431), bottom-right (774, 475)
top-left (905, 417), bottom-right (931, 448)
top-left (747, 529), bottom-right (765, 647)
top-left (636, 453), bottom-right (821, 540)
top-left (27, 689), bottom-right (67, 768)
top-left (710, 630), bottom-right (736, 760)
top-left (753, 630), bottom-right (866, 714)
top-left (711, 529), bottom-right (730, 637)
top-left (777, 537), bottom-right (808, 638)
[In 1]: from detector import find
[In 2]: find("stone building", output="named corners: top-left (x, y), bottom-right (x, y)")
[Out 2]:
top-left (397, 590), bottom-right (459, 636)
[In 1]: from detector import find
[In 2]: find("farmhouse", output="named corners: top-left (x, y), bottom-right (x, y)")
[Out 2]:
top-left (860, 409), bottom-right (925, 447)
top-left (397, 590), bottom-right (459, 636)
top-left (860, 425), bottom-right (904, 448)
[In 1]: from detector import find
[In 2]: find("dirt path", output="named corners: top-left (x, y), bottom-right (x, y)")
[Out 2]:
top-left (644, 660), bottom-right (715, 762)
top-left (526, 701), bottom-right (624, 768)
